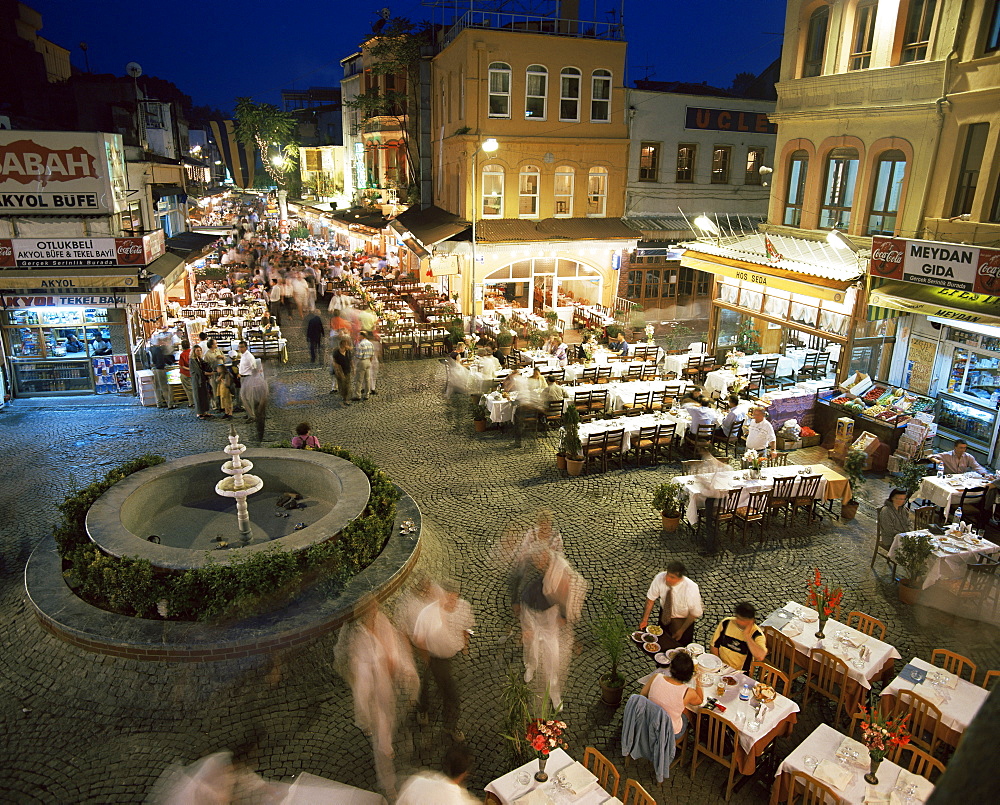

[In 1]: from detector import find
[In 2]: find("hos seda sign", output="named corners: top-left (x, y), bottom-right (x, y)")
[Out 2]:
top-left (870, 236), bottom-right (1000, 295)
top-left (0, 131), bottom-right (128, 214)
top-left (0, 231), bottom-right (165, 268)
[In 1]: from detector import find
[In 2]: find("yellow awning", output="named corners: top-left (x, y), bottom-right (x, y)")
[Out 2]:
top-left (868, 281), bottom-right (1000, 327)
top-left (681, 254), bottom-right (851, 303)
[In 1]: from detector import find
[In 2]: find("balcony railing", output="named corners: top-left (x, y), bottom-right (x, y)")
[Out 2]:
top-left (441, 10), bottom-right (624, 48)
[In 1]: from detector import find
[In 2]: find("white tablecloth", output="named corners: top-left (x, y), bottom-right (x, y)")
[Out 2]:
top-left (677, 467), bottom-right (833, 525)
top-left (737, 353), bottom-right (797, 378)
top-left (763, 603), bottom-right (901, 692)
top-left (663, 351), bottom-right (705, 377)
top-left (483, 392), bottom-right (517, 423)
top-left (485, 748), bottom-right (614, 805)
top-left (705, 368), bottom-right (746, 397)
top-left (881, 656), bottom-right (988, 735)
top-left (912, 473), bottom-right (993, 519)
top-left (281, 773), bottom-right (386, 804)
top-left (773, 724), bottom-right (931, 805)
top-left (888, 530), bottom-right (998, 588)
top-left (579, 412), bottom-right (688, 451)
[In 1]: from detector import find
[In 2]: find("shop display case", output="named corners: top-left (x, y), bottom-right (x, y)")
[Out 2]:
top-left (946, 347), bottom-right (1000, 405)
top-left (936, 393), bottom-right (999, 463)
top-left (12, 360), bottom-right (93, 395)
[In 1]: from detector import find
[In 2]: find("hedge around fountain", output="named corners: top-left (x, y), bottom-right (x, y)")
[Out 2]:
top-left (52, 447), bottom-right (400, 623)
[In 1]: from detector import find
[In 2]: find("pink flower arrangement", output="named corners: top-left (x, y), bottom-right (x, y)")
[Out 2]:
top-left (858, 702), bottom-right (910, 761)
top-left (526, 717), bottom-right (568, 756)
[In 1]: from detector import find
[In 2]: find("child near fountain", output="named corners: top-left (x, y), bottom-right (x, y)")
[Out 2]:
top-left (292, 422), bottom-right (321, 449)
top-left (216, 363), bottom-right (235, 419)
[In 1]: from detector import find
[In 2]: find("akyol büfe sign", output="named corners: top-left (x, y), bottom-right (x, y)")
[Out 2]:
top-left (0, 131), bottom-right (127, 215)
top-left (0, 231), bottom-right (165, 268)
top-left (870, 236), bottom-right (1000, 295)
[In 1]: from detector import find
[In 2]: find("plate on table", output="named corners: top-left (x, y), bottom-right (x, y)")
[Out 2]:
top-left (631, 631), bottom-right (646, 643)
top-left (686, 643), bottom-right (706, 657)
top-left (697, 653), bottom-right (723, 671)
top-left (642, 633), bottom-right (659, 644)
top-left (643, 641), bottom-right (660, 653)
top-left (654, 652), bottom-right (670, 666)
top-left (646, 625), bottom-right (663, 636)
top-left (939, 544), bottom-right (963, 554)
top-left (775, 609), bottom-right (791, 619)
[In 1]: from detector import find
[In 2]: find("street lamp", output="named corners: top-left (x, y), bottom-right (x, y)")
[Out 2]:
top-left (470, 138), bottom-right (499, 324)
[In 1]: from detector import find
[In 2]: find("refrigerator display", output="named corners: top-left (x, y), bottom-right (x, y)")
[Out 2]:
top-left (936, 392), bottom-right (999, 462)
top-left (946, 347), bottom-right (1000, 404)
top-left (12, 359), bottom-right (93, 395)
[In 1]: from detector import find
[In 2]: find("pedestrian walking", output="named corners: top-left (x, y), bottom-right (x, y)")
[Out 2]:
top-left (189, 345), bottom-right (212, 420)
top-left (305, 311), bottom-right (324, 364)
top-left (149, 336), bottom-right (175, 409)
top-left (177, 340), bottom-right (194, 408)
top-left (331, 338), bottom-right (352, 405)
top-left (353, 331), bottom-right (375, 400)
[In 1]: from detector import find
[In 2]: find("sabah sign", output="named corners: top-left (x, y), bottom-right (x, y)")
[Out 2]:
top-left (0, 131), bottom-right (127, 215)
top-left (0, 231), bottom-right (165, 268)
top-left (870, 236), bottom-right (1000, 295)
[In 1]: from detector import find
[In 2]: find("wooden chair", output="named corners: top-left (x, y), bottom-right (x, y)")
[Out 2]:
top-left (845, 611), bottom-right (886, 641)
top-left (634, 425), bottom-right (660, 467)
top-left (741, 372), bottom-right (764, 399)
top-left (766, 475), bottom-right (797, 527)
top-left (622, 390), bottom-right (651, 414)
top-left (709, 488), bottom-right (743, 543)
top-left (689, 708), bottom-right (739, 801)
top-left (625, 363), bottom-right (644, 381)
top-left (542, 399), bottom-right (564, 429)
top-left (583, 746), bottom-right (620, 798)
top-left (748, 661), bottom-right (791, 697)
top-left (891, 743), bottom-right (946, 784)
top-left (872, 505), bottom-right (899, 578)
top-left (930, 649), bottom-right (977, 684)
top-left (803, 648), bottom-right (849, 725)
top-left (959, 556), bottom-right (1000, 621)
top-left (596, 366), bottom-right (613, 383)
top-left (654, 421), bottom-right (678, 462)
top-left (683, 354), bottom-right (705, 384)
top-left (589, 389), bottom-right (609, 414)
top-left (893, 689), bottom-right (944, 754)
top-left (713, 419), bottom-right (743, 458)
top-left (765, 451), bottom-right (790, 467)
top-left (958, 486), bottom-right (989, 527)
top-left (583, 432), bottom-right (609, 473)
top-left (798, 351), bottom-right (818, 378)
top-left (601, 429), bottom-right (626, 472)
top-left (648, 389), bottom-right (667, 412)
top-left (779, 770), bottom-right (840, 804)
top-left (573, 390), bottom-right (592, 414)
top-left (912, 504), bottom-right (942, 529)
top-left (790, 475), bottom-right (822, 525)
top-left (733, 489), bottom-right (770, 545)
top-left (582, 366), bottom-right (600, 384)
top-left (982, 669), bottom-right (1000, 690)
top-left (622, 778), bottom-right (656, 805)
top-left (684, 423), bottom-right (715, 457)
top-left (763, 626), bottom-right (807, 687)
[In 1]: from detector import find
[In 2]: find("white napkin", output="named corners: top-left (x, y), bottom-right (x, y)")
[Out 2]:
top-left (557, 762), bottom-right (597, 796)
top-left (864, 787), bottom-right (890, 804)
top-left (932, 670), bottom-right (958, 689)
top-left (782, 622), bottom-right (803, 637)
top-left (917, 687), bottom-right (945, 706)
top-left (514, 788), bottom-right (554, 805)
top-left (814, 760), bottom-right (853, 791)
top-left (836, 735), bottom-right (868, 763)
top-left (894, 770), bottom-right (934, 803)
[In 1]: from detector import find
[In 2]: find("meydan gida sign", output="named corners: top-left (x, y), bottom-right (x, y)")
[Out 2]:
top-left (0, 131), bottom-right (128, 215)
top-left (870, 236), bottom-right (1000, 296)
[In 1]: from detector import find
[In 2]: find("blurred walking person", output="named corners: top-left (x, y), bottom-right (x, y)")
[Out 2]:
top-left (331, 338), bottom-right (352, 406)
top-left (352, 331), bottom-right (375, 400)
top-left (189, 345), bottom-right (213, 420)
top-left (240, 355), bottom-right (268, 442)
top-left (304, 310), bottom-right (324, 364)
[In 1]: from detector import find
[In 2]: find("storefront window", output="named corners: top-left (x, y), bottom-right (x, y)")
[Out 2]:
top-left (948, 347), bottom-right (1000, 402)
top-left (783, 151), bottom-right (809, 227)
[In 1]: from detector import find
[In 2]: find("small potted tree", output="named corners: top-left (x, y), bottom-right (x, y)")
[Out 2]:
top-left (562, 404), bottom-right (584, 476)
top-left (895, 531), bottom-right (933, 604)
top-left (652, 480), bottom-right (685, 532)
top-left (473, 402), bottom-right (489, 433)
top-left (592, 589), bottom-right (630, 707)
top-left (496, 329), bottom-right (515, 357)
top-left (895, 457), bottom-right (933, 500)
top-left (555, 426), bottom-right (567, 471)
top-left (526, 327), bottom-right (546, 350)
top-left (842, 449), bottom-right (868, 520)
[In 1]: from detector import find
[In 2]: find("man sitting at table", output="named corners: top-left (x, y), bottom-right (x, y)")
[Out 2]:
top-left (638, 561), bottom-right (703, 649)
top-left (743, 407), bottom-right (777, 458)
top-left (930, 440), bottom-right (987, 475)
top-left (541, 375), bottom-right (570, 402)
top-left (709, 601), bottom-right (767, 673)
top-left (687, 397), bottom-right (722, 435)
top-left (715, 395), bottom-right (747, 440)
top-left (609, 332), bottom-right (630, 356)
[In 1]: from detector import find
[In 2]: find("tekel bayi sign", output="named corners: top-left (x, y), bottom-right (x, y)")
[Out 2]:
top-left (0, 231), bottom-right (165, 268)
top-left (870, 236), bottom-right (1000, 295)
top-left (1, 294), bottom-right (143, 307)
top-left (0, 131), bottom-right (128, 215)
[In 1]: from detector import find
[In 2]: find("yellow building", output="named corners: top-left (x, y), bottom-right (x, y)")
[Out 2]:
top-left (427, 9), bottom-right (636, 315)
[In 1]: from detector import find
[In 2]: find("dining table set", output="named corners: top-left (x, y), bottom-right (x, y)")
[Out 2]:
top-left (889, 528), bottom-right (998, 589)
top-left (485, 748), bottom-right (620, 805)
top-left (911, 472), bottom-right (998, 519)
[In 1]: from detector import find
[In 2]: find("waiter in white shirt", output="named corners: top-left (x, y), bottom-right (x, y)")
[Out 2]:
top-left (237, 341), bottom-right (256, 378)
top-left (638, 561), bottom-right (704, 648)
top-left (743, 406), bottom-right (777, 458)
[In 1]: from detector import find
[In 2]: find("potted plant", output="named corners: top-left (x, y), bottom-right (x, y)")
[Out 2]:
top-left (604, 323), bottom-right (623, 342)
top-left (500, 665), bottom-right (534, 762)
top-left (445, 318), bottom-right (465, 350)
top-left (543, 309), bottom-right (559, 328)
top-left (895, 531), bottom-right (933, 604)
top-left (592, 590), bottom-right (629, 707)
top-left (562, 404), bottom-right (584, 476)
top-left (496, 330), bottom-right (515, 357)
top-left (841, 449), bottom-right (868, 520)
top-left (652, 480), bottom-right (685, 533)
top-left (526, 327), bottom-right (546, 350)
top-left (895, 457), bottom-right (932, 499)
top-left (473, 403), bottom-right (489, 433)
top-left (555, 426), bottom-right (567, 471)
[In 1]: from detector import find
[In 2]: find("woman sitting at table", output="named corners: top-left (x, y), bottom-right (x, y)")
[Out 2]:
top-left (877, 488), bottom-right (912, 548)
top-left (552, 339), bottom-right (568, 367)
top-left (526, 366), bottom-right (547, 393)
top-left (639, 652), bottom-right (703, 740)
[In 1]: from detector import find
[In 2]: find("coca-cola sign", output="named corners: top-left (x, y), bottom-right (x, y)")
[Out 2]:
top-left (0, 231), bottom-right (166, 268)
top-left (975, 249), bottom-right (1000, 295)
top-left (870, 235), bottom-right (1000, 293)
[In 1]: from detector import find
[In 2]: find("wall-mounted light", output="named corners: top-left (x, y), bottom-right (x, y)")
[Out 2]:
top-left (826, 228), bottom-right (860, 253)
top-left (693, 215), bottom-right (720, 237)
top-left (759, 165), bottom-right (773, 186)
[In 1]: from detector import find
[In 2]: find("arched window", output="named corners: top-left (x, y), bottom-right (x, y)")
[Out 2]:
top-left (525, 65), bottom-right (547, 119)
top-left (587, 167), bottom-right (607, 217)
top-left (803, 7), bottom-right (830, 77)
top-left (518, 165), bottom-right (540, 217)
top-left (488, 62), bottom-right (511, 118)
top-left (481, 164), bottom-right (504, 217)
top-left (591, 69), bottom-right (611, 122)
top-left (783, 150), bottom-right (809, 227)
top-left (820, 148), bottom-right (860, 229)
top-left (554, 166), bottom-right (574, 217)
top-left (901, 0), bottom-right (937, 63)
top-left (560, 67), bottom-right (581, 121)
top-left (850, 1), bottom-right (878, 70)
top-left (867, 150), bottom-right (907, 235)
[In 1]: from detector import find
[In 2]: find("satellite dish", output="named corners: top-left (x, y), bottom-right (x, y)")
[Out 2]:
top-left (380, 7), bottom-right (391, 19)
top-left (126, 62), bottom-right (143, 78)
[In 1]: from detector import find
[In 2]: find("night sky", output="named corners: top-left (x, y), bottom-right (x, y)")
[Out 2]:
top-left (31, 0), bottom-right (786, 114)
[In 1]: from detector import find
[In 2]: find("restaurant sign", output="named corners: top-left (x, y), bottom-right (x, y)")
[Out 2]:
top-left (0, 231), bottom-right (165, 268)
top-left (1, 294), bottom-right (143, 308)
top-left (681, 254), bottom-right (847, 302)
top-left (870, 236), bottom-right (1000, 295)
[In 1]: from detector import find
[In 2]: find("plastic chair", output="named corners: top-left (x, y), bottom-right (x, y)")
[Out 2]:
top-left (748, 661), bottom-right (791, 697)
top-left (845, 611), bottom-right (886, 641)
top-left (583, 746), bottom-right (620, 798)
top-left (803, 648), bottom-right (849, 726)
top-left (689, 708), bottom-right (739, 801)
top-left (930, 648), bottom-right (977, 684)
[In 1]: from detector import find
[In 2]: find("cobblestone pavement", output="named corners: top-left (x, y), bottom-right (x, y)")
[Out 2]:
top-left (1, 329), bottom-right (998, 803)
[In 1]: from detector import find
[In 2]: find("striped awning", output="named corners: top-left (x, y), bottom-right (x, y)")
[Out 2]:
top-left (867, 278), bottom-right (905, 321)
top-left (868, 281), bottom-right (1000, 327)
top-left (208, 120), bottom-right (256, 189)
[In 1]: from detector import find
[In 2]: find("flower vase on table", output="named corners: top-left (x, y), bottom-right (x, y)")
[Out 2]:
top-left (815, 618), bottom-right (826, 640)
top-left (858, 698), bottom-right (911, 785)
top-left (525, 715), bottom-right (567, 784)
top-left (534, 753), bottom-right (548, 782)
top-left (865, 753), bottom-right (882, 785)
top-left (806, 568), bottom-right (843, 641)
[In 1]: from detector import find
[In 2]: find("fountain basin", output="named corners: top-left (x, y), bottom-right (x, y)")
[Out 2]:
top-left (86, 449), bottom-right (370, 571)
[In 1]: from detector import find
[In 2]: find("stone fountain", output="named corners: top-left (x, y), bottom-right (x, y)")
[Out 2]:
top-left (215, 425), bottom-right (263, 535)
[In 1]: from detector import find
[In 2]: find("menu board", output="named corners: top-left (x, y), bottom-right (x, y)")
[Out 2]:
top-left (93, 354), bottom-right (131, 394)
top-left (904, 338), bottom-right (936, 396)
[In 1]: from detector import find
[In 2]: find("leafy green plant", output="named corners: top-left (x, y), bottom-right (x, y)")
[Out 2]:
top-left (895, 457), bottom-right (932, 498)
top-left (473, 403), bottom-right (488, 422)
top-left (500, 665), bottom-right (535, 760)
top-left (605, 324), bottom-right (623, 340)
top-left (652, 481), bottom-right (685, 518)
top-left (496, 330), bottom-right (514, 349)
top-left (895, 532), bottom-right (933, 587)
top-left (844, 449), bottom-right (869, 503)
top-left (592, 590), bottom-right (629, 689)
top-left (562, 403), bottom-right (582, 459)
top-left (526, 328), bottom-right (546, 350)
top-left (735, 317), bottom-right (760, 353)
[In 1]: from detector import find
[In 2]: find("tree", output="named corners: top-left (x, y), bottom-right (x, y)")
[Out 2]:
top-left (233, 97), bottom-right (299, 189)
top-left (729, 71), bottom-right (757, 97)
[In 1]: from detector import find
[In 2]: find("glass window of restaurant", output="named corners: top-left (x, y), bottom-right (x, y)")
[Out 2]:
top-left (483, 258), bottom-right (603, 311)
top-left (3, 306), bottom-right (130, 396)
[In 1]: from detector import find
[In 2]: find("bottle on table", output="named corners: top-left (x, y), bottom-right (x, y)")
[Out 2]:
top-left (953, 506), bottom-right (963, 527)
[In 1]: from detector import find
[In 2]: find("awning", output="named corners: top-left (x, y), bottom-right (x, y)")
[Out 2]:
top-left (868, 280), bottom-right (1000, 327)
top-left (681, 252), bottom-right (854, 303)
top-left (330, 207), bottom-right (389, 232)
top-left (0, 267), bottom-right (142, 291)
top-left (165, 231), bottom-right (221, 259)
top-left (388, 205), bottom-right (468, 250)
top-left (145, 252), bottom-right (186, 289)
top-left (153, 184), bottom-right (187, 201)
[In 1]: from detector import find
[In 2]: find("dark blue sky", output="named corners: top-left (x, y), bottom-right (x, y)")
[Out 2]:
top-left (32, 0), bottom-right (786, 113)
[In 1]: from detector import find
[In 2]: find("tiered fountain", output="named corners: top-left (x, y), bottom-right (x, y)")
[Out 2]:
top-left (215, 425), bottom-right (263, 536)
